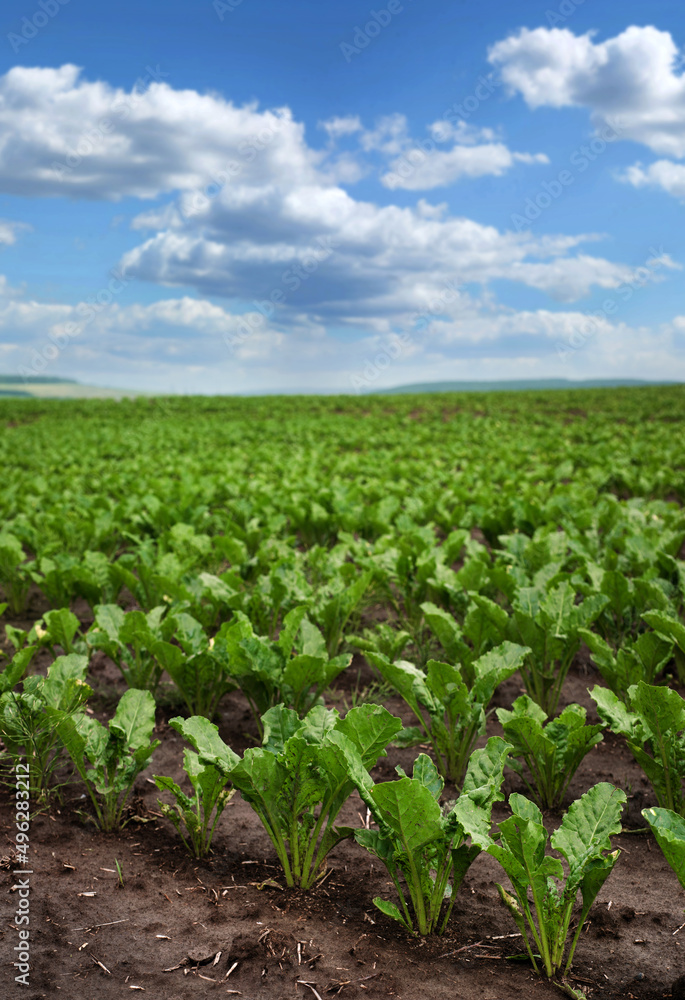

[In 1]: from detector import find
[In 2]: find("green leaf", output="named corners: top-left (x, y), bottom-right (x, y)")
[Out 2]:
top-left (109, 689), bottom-right (157, 750)
top-left (336, 703), bottom-right (403, 769)
top-left (298, 618), bottom-right (327, 658)
top-left (93, 603), bottom-right (126, 640)
top-left (0, 646), bottom-right (36, 693)
top-left (643, 610), bottom-right (685, 655)
top-left (630, 680), bottom-right (685, 742)
top-left (369, 777), bottom-right (444, 855)
top-left (500, 693), bottom-right (548, 728)
top-left (42, 608), bottom-right (81, 654)
top-left (472, 641), bottom-right (529, 704)
top-left (451, 737), bottom-right (512, 847)
top-left (276, 605), bottom-right (308, 656)
top-left (41, 654), bottom-right (91, 710)
top-left (589, 686), bottom-right (637, 739)
top-left (421, 602), bottom-right (464, 661)
top-left (366, 651), bottom-right (438, 718)
top-left (407, 753), bottom-right (444, 800)
top-left (551, 782), bottom-right (626, 888)
top-left (170, 714), bottom-right (240, 774)
top-left (372, 897), bottom-right (412, 930)
top-left (463, 594), bottom-right (509, 654)
top-left (539, 581), bottom-right (576, 636)
top-left (601, 570), bottom-right (633, 617)
top-left (261, 704), bottom-right (301, 754)
top-left (425, 659), bottom-right (470, 715)
top-left (642, 807), bottom-right (685, 889)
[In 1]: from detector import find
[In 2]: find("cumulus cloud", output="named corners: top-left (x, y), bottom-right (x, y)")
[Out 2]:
top-left (0, 64), bottom-right (625, 316)
top-left (381, 143), bottom-right (548, 190)
top-left (0, 219), bottom-right (30, 245)
top-left (0, 63), bottom-right (546, 202)
top-left (618, 159), bottom-right (685, 200)
top-left (0, 62), bottom-right (676, 389)
top-left (355, 113), bottom-right (548, 190)
top-left (488, 25), bottom-right (685, 158)
top-left (0, 64), bottom-right (320, 200)
top-left (120, 194), bottom-right (636, 313)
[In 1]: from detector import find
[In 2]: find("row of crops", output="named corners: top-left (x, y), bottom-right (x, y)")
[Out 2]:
top-left (2, 387), bottom-right (685, 996)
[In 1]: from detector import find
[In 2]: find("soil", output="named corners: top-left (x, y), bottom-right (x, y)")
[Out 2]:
top-left (1, 634), bottom-right (684, 1000)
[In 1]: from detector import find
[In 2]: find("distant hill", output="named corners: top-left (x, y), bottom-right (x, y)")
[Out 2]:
top-left (0, 375), bottom-right (78, 384)
top-left (373, 379), bottom-right (676, 395)
top-left (0, 376), bottom-right (141, 399)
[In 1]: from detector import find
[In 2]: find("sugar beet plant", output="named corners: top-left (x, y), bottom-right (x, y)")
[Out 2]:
top-left (154, 716), bottom-right (235, 858)
top-left (55, 688), bottom-right (159, 831)
top-left (591, 681), bottom-right (685, 816)
top-left (508, 582), bottom-right (609, 715)
top-left (496, 696), bottom-right (604, 810)
top-left (487, 783), bottom-right (626, 995)
top-left (184, 702), bottom-right (402, 888)
top-left (350, 737), bottom-right (512, 935)
top-left (88, 604), bottom-right (180, 693)
top-left (579, 627), bottom-right (673, 701)
top-left (216, 608), bottom-right (352, 735)
top-left (152, 612), bottom-right (238, 720)
top-left (368, 641), bottom-right (528, 786)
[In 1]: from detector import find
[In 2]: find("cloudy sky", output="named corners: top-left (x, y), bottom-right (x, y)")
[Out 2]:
top-left (1, 0), bottom-right (684, 393)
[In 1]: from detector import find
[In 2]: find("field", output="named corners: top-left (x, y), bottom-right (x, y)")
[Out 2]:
top-left (1, 386), bottom-right (685, 1000)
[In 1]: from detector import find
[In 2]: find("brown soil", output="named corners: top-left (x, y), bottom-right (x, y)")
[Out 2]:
top-left (1, 649), bottom-right (684, 1000)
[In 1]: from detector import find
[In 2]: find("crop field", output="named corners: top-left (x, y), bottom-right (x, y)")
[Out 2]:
top-left (1, 385), bottom-right (685, 1000)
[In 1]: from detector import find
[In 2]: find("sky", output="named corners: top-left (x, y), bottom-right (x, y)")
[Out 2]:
top-left (1, 0), bottom-right (685, 394)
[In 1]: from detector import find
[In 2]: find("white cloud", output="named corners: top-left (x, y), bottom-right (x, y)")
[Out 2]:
top-left (0, 63), bottom-right (678, 390)
top-left (120, 184), bottom-right (637, 313)
top-left (488, 25), bottom-right (685, 158)
top-left (381, 143), bottom-right (548, 190)
top-left (618, 159), bottom-right (685, 200)
top-left (356, 112), bottom-right (548, 190)
top-left (0, 63), bottom-right (625, 316)
top-left (358, 113), bottom-right (410, 155)
top-left (428, 121), bottom-right (499, 144)
top-left (0, 220), bottom-right (30, 245)
top-left (0, 64), bottom-right (320, 200)
top-left (1, 274), bottom-right (683, 392)
top-left (319, 115), bottom-right (363, 139)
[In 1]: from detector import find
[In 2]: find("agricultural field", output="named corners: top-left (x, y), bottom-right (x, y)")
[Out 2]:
top-left (1, 385), bottom-right (685, 1000)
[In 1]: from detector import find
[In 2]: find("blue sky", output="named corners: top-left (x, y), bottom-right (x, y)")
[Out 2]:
top-left (0, 0), bottom-right (684, 393)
